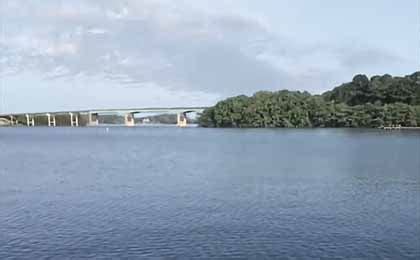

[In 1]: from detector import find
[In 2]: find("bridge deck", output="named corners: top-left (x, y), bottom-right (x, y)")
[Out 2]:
top-left (0, 107), bottom-right (208, 117)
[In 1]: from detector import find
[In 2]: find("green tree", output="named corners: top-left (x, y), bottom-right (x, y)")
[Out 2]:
top-left (198, 71), bottom-right (420, 128)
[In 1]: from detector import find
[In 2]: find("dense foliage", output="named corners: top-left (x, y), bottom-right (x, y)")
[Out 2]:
top-left (323, 72), bottom-right (420, 106)
top-left (198, 72), bottom-right (420, 128)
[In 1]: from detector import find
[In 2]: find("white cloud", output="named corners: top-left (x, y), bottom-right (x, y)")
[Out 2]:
top-left (1, 0), bottom-right (415, 111)
top-left (86, 28), bottom-right (108, 35)
top-left (45, 43), bottom-right (78, 56)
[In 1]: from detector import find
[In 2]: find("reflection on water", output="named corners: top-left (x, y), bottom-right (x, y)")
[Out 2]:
top-left (0, 128), bottom-right (419, 259)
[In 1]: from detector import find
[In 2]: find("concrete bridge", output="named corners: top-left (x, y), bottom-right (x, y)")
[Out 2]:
top-left (0, 107), bottom-right (207, 127)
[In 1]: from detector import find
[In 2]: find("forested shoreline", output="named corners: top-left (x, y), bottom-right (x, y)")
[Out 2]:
top-left (198, 72), bottom-right (420, 128)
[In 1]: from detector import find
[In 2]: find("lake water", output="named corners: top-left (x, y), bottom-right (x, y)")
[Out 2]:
top-left (0, 127), bottom-right (419, 259)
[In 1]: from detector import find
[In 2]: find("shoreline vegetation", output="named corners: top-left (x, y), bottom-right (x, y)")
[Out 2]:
top-left (198, 72), bottom-right (420, 129)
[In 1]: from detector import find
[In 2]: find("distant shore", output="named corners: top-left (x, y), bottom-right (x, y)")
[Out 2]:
top-left (198, 72), bottom-right (420, 128)
top-left (379, 125), bottom-right (420, 130)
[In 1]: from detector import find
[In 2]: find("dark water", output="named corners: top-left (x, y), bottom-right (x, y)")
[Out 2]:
top-left (0, 127), bottom-right (419, 259)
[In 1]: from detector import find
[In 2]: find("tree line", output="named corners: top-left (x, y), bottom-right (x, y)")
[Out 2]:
top-left (198, 72), bottom-right (420, 128)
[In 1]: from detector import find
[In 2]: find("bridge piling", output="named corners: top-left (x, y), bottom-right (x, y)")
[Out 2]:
top-left (124, 113), bottom-right (135, 127)
top-left (88, 113), bottom-right (99, 126)
top-left (9, 116), bottom-right (17, 126)
top-left (46, 113), bottom-right (56, 127)
top-left (177, 113), bottom-right (188, 127)
top-left (26, 114), bottom-right (35, 127)
top-left (69, 113), bottom-right (79, 127)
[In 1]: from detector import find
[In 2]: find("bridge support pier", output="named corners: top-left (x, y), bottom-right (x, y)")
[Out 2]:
top-left (69, 112), bottom-right (79, 127)
top-left (47, 113), bottom-right (56, 127)
top-left (26, 114), bottom-right (35, 127)
top-left (88, 113), bottom-right (99, 126)
top-left (9, 116), bottom-right (18, 126)
top-left (124, 113), bottom-right (135, 127)
top-left (177, 113), bottom-right (188, 127)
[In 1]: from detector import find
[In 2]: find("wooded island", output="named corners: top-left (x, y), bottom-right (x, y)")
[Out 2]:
top-left (198, 72), bottom-right (420, 128)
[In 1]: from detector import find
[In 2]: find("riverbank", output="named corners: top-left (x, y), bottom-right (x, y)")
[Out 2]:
top-left (380, 126), bottom-right (420, 130)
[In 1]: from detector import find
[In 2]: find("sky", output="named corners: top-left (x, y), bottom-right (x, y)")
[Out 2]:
top-left (0, 0), bottom-right (419, 113)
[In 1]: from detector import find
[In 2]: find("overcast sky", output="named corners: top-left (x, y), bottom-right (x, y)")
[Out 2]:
top-left (0, 0), bottom-right (419, 113)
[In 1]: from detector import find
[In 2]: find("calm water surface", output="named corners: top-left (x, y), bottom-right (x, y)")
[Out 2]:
top-left (0, 128), bottom-right (419, 259)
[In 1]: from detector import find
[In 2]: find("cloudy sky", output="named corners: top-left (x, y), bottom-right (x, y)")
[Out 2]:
top-left (0, 0), bottom-right (418, 113)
